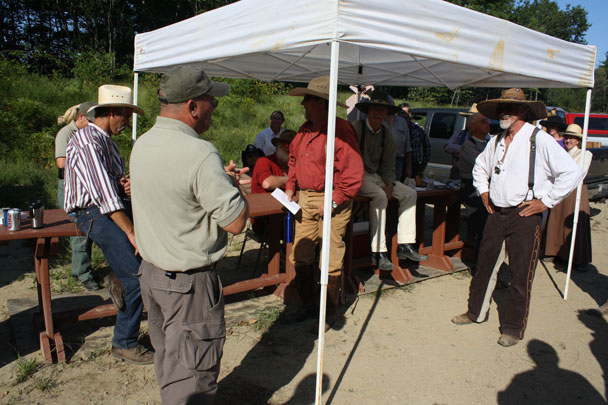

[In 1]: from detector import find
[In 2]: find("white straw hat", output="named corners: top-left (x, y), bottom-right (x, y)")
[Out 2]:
top-left (88, 85), bottom-right (145, 116)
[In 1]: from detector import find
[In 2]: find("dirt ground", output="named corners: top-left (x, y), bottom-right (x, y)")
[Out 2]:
top-left (0, 202), bottom-right (607, 404)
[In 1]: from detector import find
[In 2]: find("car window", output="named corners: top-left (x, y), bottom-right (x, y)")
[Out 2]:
top-left (574, 117), bottom-right (608, 131)
top-left (429, 113), bottom-right (457, 139)
top-left (411, 112), bottom-right (427, 128)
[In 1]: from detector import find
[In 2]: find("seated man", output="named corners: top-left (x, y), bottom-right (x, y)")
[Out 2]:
top-left (352, 91), bottom-right (427, 271)
top-left (239, 144), bottom-right (264, 194)
top-left (250, 130), bottom-right (296, 236)
top-left (251, 130), bottom-right (296, 194)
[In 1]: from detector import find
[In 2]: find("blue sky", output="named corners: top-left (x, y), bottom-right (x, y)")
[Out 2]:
top-left (554, 0), bottom-right (607, 65)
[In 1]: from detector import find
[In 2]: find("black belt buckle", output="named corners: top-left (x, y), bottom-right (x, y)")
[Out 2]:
top-left (165, 271), bottom-right (176, 280)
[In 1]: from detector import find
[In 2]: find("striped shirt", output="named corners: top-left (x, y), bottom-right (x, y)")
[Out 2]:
top-left (64, 123), bottom-right (126, 214)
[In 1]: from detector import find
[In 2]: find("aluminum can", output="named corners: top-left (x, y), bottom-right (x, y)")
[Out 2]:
top-left (7, 208), bottom-right (21, 231)
top-left (1, 207), bottom-right (9, 227)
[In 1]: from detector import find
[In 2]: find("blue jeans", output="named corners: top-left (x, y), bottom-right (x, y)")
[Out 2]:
top-left (72, 206), bottom-right (143, 349)
top-left (58, 179), bottom-right (93, 282)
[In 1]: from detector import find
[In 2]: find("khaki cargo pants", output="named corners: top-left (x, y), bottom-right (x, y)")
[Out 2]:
top-left (138, 260), bottom-right (225, 405)
top-left (290, 190), bottom-right (353, 276)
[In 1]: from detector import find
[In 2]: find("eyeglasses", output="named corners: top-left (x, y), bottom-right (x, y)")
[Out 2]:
top-left (197, 97), bottom-right (218, 109)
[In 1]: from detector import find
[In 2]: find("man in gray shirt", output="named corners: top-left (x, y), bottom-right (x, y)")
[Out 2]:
top-left (130, 67), bottom-right (249, 404)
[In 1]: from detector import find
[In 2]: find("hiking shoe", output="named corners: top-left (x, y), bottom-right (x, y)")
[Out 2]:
top-left (105, 273), bottom-right (125, 311)
top-left (371, 252), bottom-right (394, 271)
top-left (81, 278), bottom-right (101, 291)
top-left (397, 244), bottom-right (427, 262)
top-left (451, 313), bottom-right (474, 325)
top-left (111, 345), bottom-right (154, 365)
top-left (497, 334), bottom-right (519, 347)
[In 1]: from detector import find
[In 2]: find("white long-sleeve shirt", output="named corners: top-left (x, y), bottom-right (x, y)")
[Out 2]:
top-left (473, 122), bottom-right (582, 208)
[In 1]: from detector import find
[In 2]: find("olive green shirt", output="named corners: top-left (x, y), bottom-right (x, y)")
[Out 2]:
top-left (130, 117), bottom-right (245, 271)
top-left (55, 121), bottom-right (78, 158)
top-left (352, 119), bottom-right (396, 185)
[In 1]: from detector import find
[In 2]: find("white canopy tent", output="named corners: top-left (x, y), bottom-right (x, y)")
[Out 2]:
top-left (133, 0), bottom-right (596, 402)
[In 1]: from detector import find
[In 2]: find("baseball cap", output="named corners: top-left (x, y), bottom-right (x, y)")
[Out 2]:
top-left (158, 66), bottom-right (230, 103)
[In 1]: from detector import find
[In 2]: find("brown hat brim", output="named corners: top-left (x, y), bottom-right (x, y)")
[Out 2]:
top-left (288, 88), bottom-right (347, 108)
top-left (539, 119), bottom-right (567, 132)
top-left (476, 99), bottom-right (546, 121)
top-left (355, 102), bottom-right (401, 115)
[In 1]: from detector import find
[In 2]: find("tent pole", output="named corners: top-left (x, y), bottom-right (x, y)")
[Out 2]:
top-left (564, 88), bottom-right (592, 300)
top-left (132, 72), bottom-right (139, 144)
top-left (315, 39), bottom-right (340, 405)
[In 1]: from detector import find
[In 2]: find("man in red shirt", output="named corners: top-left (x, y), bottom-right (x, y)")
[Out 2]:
top-left (251, 130), bottom-right (296, 194)
top-left (285, 76), bottom-right (364, 331)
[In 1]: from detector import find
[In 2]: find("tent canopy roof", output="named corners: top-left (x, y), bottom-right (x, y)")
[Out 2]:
top-left (133, 0), bottom-right (596, 89)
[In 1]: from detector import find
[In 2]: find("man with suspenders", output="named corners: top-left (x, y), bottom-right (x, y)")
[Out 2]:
top-left (451, 88), bottom-right (582, 347)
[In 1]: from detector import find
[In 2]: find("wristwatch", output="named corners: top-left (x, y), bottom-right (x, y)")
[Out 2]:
top-left (331, 201), bottom-right (338, 209)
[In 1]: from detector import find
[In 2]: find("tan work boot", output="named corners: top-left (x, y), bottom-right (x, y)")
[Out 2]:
top-left (451, 313), bottom-right (474, 325)
top-left (105, 272), bottom-right (125, 311)
top-left (112, 344), bottom-right (154, 365)
top-left (497, 334), bottom-right (519, 347)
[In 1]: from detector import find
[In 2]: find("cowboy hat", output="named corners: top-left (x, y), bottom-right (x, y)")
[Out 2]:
top-left (563, 123), bottom-right (583, 138)
top-left (271, 129), bottom-right (297, 147)
top-left (288, 76), bottom-right (348, 108)
top-left (355, 90), bottom-right (401, 115)
top-left (539, 115), bottom-right (567, 132)
top-left (88, 85), bottom-right (145, 116)
top-left (458, 103), bottom-right (479, 117)
top-left (476, 88), bottom-right (546, 121)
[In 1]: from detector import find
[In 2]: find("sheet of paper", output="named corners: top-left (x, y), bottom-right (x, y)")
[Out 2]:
top-left (271, 188), bottom-right (301, 215)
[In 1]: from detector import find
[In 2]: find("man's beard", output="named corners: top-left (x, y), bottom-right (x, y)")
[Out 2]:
top-left (499, 116), bottom-right (516, 130)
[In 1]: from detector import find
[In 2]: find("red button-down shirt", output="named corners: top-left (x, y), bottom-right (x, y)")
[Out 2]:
top-left (286, 117), bottom-right (364, 206)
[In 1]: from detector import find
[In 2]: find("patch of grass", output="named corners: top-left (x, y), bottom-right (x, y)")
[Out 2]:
top-left (33, 376), bottom-right (56, 392)
top-left (451, 270), bottom-right (472, 280)
top-left (250, 307), bottom-right (281, 333)
top-left (13, 357), bottom-right (40, 384)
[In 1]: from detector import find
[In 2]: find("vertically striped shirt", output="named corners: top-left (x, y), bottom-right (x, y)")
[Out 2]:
top-left (64, 123), bottom-right (125, 214)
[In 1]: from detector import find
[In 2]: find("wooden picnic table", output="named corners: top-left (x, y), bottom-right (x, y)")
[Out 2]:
top-left (0, 194), bottom-right (294, 363)
top-left (345, 188), bottom-right (463, 289)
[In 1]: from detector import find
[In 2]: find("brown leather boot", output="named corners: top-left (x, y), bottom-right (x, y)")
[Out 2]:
top-left (284, 266), bottom-right (316, 322)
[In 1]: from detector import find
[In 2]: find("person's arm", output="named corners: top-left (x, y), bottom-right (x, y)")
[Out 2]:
top-left (222, 201), bottom-right (249, 235)
top-left (404, 152), bottom-right (413, 180)
top-left (472, 136), bottom-right (495, 197)
top-left (538, 134), bottom-right (583, 209)
top-left (444, 131), bottom-right (462, 156)
top-left (56, 157), bottom-right (66, 169)
top-left (81, 144), bottom-right (125, 215)
top-left (108, 210), bottom-right (137, 252)
top-left (331, 122), bottom-right (364, 205)
top-left (379, 126), bottom-right (396, 185)
top-left (262, 175), bottom-right (288, 191)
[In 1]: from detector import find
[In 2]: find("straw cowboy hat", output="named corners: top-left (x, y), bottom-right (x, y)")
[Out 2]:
top-left (288, 76), bottom-right (348, 108)
top-left (563, 123), bottom-right (583, 138)
top-left (354, 90), bottom-right (401, 115)
top-left (476, 88), bottom-right (546, 121)
top-left (539, 115), bottom-right (567, 132)
top-left (88, 85), bottom-right (145, 116)
top-left (458, 103), bottom-right (479, 117)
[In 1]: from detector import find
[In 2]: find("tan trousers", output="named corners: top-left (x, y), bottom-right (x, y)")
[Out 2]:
top-left (357, 172), bottom-right (417, 253)
top-left (290, 190), bottom-right (353, 275)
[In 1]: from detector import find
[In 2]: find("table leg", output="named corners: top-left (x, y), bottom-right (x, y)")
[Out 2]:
top-left (419, 202), bottom-right (453, 272)
top-left (35, 237), bottom-right (64, 363)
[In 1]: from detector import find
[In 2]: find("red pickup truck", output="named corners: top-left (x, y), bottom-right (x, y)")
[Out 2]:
top-left (565, 113), bottom-right (608, 146)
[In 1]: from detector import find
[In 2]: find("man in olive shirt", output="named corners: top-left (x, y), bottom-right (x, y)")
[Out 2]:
top-left (130, 67), bottom-right (248, 404)
top-left (352, 91), bottom-right (426, 270)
